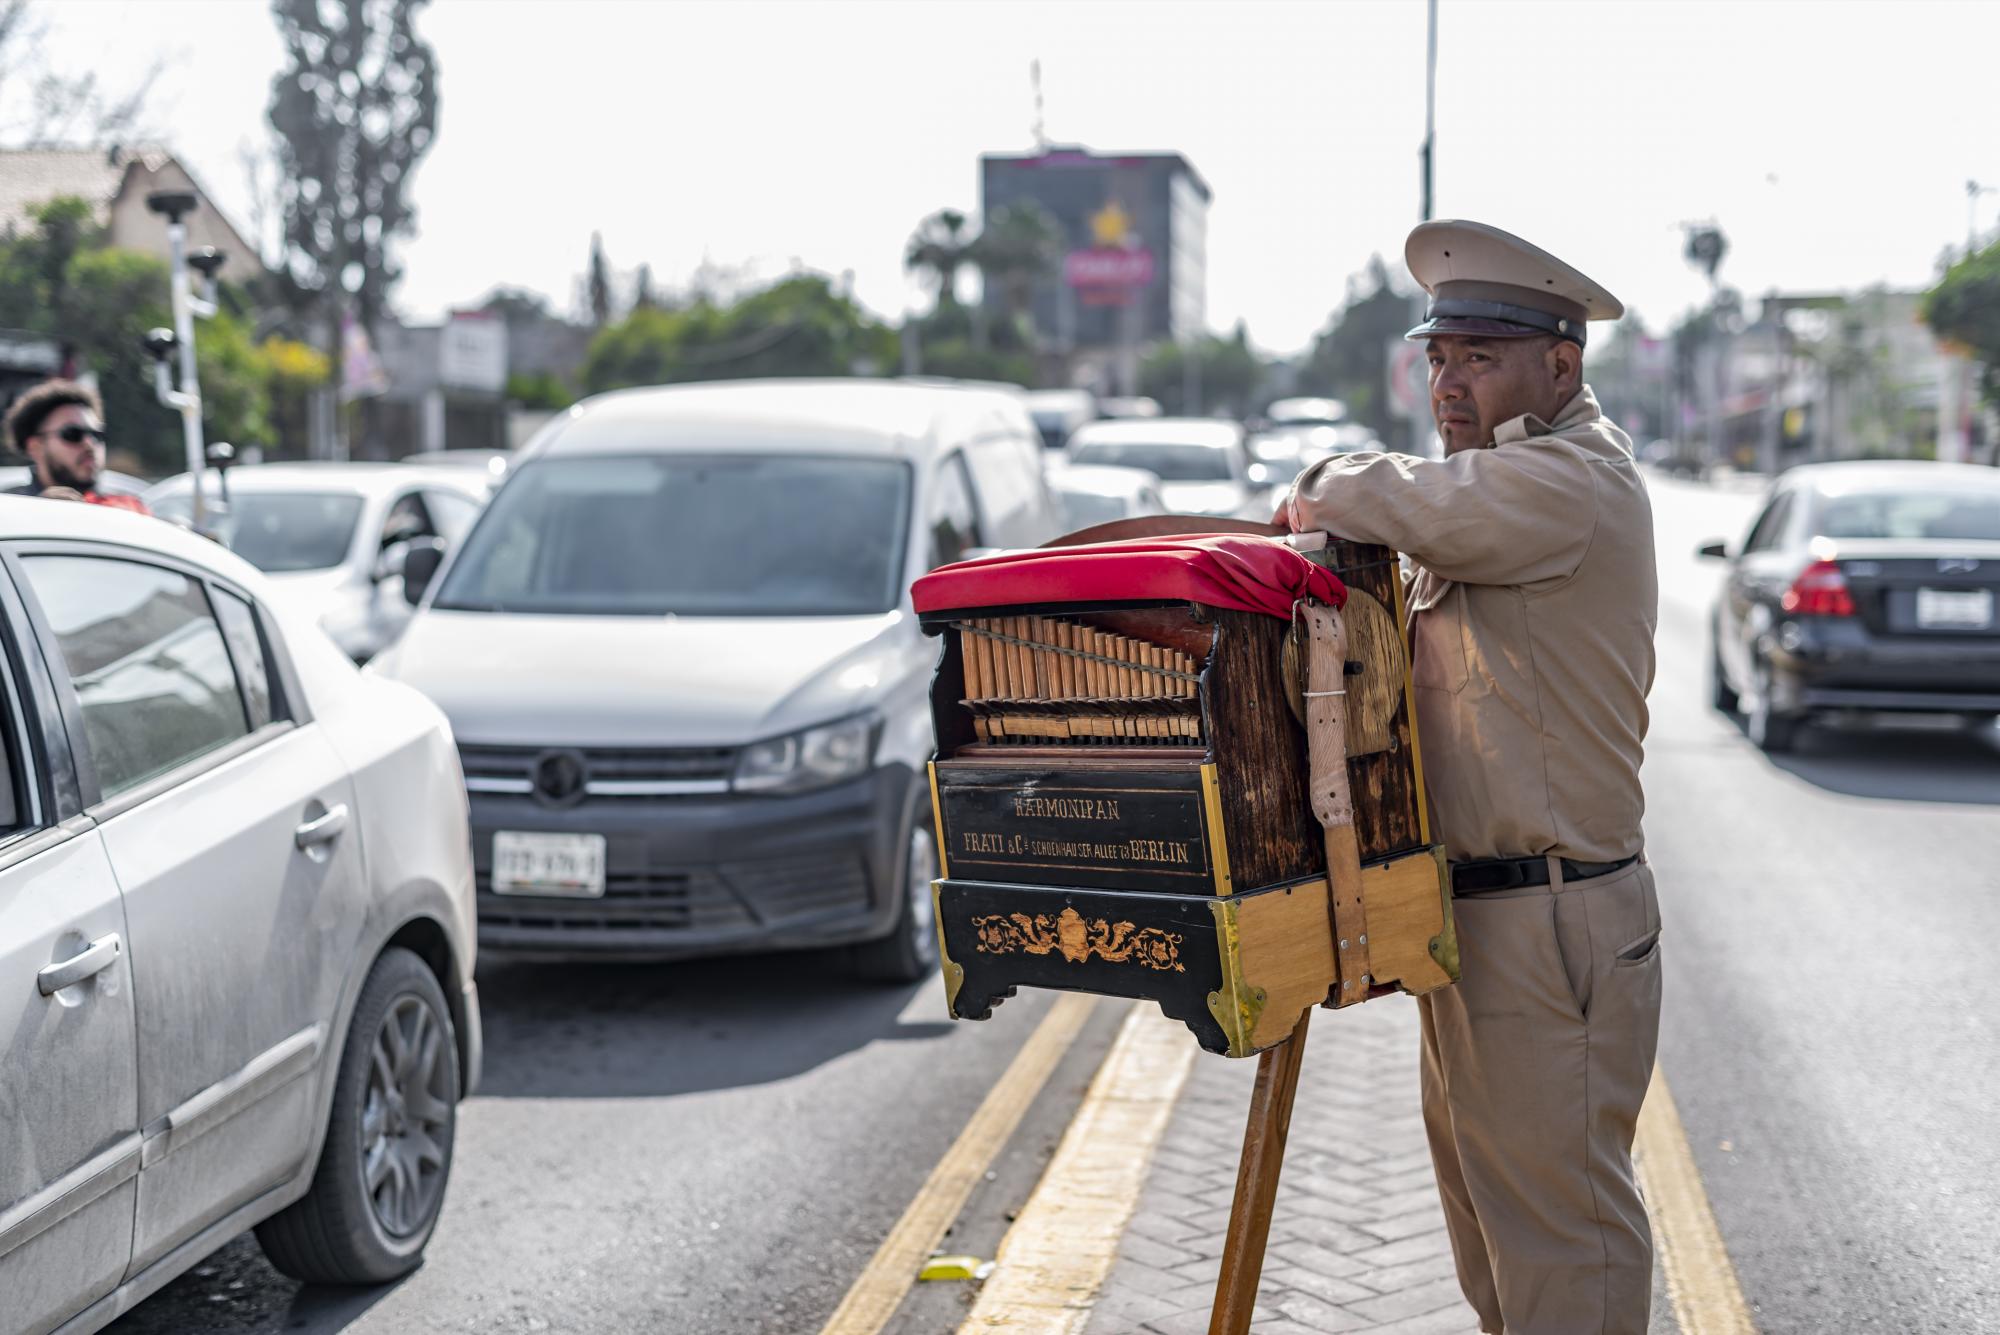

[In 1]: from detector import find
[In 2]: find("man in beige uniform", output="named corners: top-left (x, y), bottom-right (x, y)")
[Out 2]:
top-left (1279, 220), bottom-right (1661, 1334)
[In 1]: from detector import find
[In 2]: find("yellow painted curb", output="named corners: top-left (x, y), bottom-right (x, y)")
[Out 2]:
top-left (819, 993), bottom-right (1098, 1335)
top-left (1634, 1064), bottom-right (1758, 1334)
top-left (957, 1002), bottom-right (1197, 1333)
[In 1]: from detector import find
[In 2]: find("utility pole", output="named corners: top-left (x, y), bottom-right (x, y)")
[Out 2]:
top-left (1420, 0), bottom-right (1437, 223)
top-left (144, 190), bottom-right (225, 530)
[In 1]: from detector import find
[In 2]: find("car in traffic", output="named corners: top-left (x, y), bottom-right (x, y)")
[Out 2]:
top-left (1024, 387), bottom-right (1096, 451)
top-left (1046, 462), bottom-right (1168, 531)
top-left (1064, 417), bottom-right (1278, 520)
top-left (0, 496), bottom-right (480, 1333)
top-left (146, 462), bottom-right (492, 663)
top-left (369, 378), bottom-right (1064, 978)
top-left (1702, 461), bottom-right (2000, 752)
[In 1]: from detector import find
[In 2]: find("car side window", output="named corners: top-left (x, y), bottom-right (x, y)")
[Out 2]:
top-left (211, 589), bottom-right (277, 731)
top-left (930, 454), bottom-right (984, 569)
top-left (0, 643), bottom-right (26, 836)
top-left (423, 489), bottom-right (481, 545)
top-left (382, 491), bottom-right (438, 548)
top-left (1742, 493), bottom-right (1793, 554)
top-left (963, 438), bottom-right (1037, 547)
top-left (21, 555), bottom-right (251, 801)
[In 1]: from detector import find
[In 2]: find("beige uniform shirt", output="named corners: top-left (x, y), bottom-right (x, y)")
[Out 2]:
top-left (1284, 387), bottom-right (1656, 863)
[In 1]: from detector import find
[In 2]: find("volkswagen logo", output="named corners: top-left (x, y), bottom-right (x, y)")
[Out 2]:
top-left (1938, 557), bottom-right (1981, 574)
top-left (531, 750), bottom-right (589, 808)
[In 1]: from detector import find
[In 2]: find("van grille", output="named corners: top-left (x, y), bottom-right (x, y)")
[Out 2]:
top-left (458, 743), bottom-right (738, 799)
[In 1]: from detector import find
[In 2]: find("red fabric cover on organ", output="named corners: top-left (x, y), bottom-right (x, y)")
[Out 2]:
top-left (911, 534), bottom-right (1347, 621)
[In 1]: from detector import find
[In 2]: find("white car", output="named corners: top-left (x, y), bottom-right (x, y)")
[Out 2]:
top-left (371, 378), bottom-right (1065, 974)
top-left (1047, 462), bottom-right (1168, 531)
top-left (1065, 417), bottom-right (1279, 520)
top-left (0, 497), bottom-right (480, 1334)
top-left (145, 463), bottom-right (492, 663)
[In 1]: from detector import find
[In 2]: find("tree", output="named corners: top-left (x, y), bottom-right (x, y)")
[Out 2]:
top-left (1924, 241), bottom-right (2000, 405)
top-left (0, 198), bottom-right (272, 473)
top-left (973, 201), bottom-right (1061, 335)
top-left (581, 273), bottom-right (894, 394)
top-left (266, 0), bottom-right (440, 338)
top-left (904, 208), bottom-right (974, 313)
top-left (587, 231), bottom-right (611, 327)
top-left (1296, 257), bottom-right (1416, 438)
top-left (1140, 324), bottom-right (1267, 418)
top-left (0, 0), bottom-right (161, 146)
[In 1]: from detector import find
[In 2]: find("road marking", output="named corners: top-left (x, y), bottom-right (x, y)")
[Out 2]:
top-left (1634, 1064), bottom-right (1758, 1334)
top-left (958, 1002), bottom-right (1196, 1334)
top-left (818, 992), bottom-right (1099, 1335)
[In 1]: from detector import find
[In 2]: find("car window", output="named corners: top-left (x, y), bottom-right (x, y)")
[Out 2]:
top-left (211, 589), bottom-right (276, 730)
top-left (382, 491), bottom-right (438, 547)
top-left (0, 644), bottom-right (24, 834)
top-left (929, 454), bottom-right (983, 568)
top-left (1742, 493), bottom-right (1793, 554)
top-left (151, 490), bottom-right (365, 573)
top-left (1070, 441), bottom-right (1238, 482)
top-left (21, 556), bottom-right (251, 800)
top-left (435, 453), bottom-right (914, 617)
top-left (963, 438), bottom-right (1041, 546)
top-left (424, 489), bottom-right (482, 545)
top-left (1814, 489), bottom-right (2000, 542)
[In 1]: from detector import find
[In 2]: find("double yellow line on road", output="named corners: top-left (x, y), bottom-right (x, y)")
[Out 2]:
top-left (818, 993), bottom-right (1099, 1335)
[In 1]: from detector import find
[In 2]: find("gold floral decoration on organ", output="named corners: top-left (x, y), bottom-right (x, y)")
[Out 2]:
top-left (969, 907), bottom-right (1184, 972)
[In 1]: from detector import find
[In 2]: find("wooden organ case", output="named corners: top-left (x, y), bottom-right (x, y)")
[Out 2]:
top-left (919, 525), bottom-right (1460, 1059)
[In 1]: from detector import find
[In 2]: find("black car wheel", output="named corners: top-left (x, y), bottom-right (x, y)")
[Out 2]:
top-left (853, 798), bottom-right (943, 984)
top-left (1709, 633), bottom-right (1739, 714)
top-left (257, 947), bottom-right (460, 1285)
top-left (1746, 657), bottom-right (1801, 755)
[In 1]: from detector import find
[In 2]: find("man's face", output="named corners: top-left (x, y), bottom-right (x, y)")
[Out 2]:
top-left (29, 404), bottom-right (106, 490)
top-left (1425, 336), bottom-right (1568, 457)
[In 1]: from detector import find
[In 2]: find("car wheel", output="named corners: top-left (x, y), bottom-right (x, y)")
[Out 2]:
top-left (1746, 658), bottom-right (1801, 755)
top-left (1709, 634), bottom-right (1739, 714)
top-left (257, 947), bottom-right (460, 1285)
top-left (853, 805), bottom-right (942, 984)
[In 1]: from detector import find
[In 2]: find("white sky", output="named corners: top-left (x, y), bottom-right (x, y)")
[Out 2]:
top-left (26, 0), bottom-right (2000, 354)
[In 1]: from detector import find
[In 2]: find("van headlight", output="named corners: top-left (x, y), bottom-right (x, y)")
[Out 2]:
top-left (733, 713), bottom-right (880, 794)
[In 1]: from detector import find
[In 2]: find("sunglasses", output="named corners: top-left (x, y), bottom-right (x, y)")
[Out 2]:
top-left (41, 424), bottom-right (107, 446)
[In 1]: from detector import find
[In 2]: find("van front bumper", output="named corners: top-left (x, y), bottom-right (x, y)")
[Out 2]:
top-left (467, 764), bottom-right (913, 962)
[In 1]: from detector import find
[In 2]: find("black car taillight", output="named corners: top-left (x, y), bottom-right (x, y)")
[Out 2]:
top-left (1781, 560), bottom-right (1856, 617)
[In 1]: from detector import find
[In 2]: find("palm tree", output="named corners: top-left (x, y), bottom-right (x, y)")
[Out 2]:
top-left (973, 201), bottom-right (1062, 335)
top-left (905, 209), bottom-right (974, 313)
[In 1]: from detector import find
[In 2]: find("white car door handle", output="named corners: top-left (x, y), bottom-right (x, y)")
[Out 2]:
top-left (39, 934), bottom-right (121, 996)
top-left (295, 804), bottom-right (350, 850)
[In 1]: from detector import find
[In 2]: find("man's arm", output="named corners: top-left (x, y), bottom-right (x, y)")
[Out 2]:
top-left (1279, 445), bottom-right (1596, 587)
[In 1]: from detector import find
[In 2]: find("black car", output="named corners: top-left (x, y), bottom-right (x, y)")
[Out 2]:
top-left (1702, 461), bottom-right (2000, 752)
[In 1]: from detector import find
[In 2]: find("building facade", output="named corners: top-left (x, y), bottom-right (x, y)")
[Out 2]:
top-left (979, 147), bottom-right (1210, 390)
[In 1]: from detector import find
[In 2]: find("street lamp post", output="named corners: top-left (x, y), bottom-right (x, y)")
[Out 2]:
top-left (144, 190), bottom-right (225, 530)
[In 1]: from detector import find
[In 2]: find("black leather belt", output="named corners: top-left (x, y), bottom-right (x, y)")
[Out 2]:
top-left (1451, 853), bottom-right (1640, 895)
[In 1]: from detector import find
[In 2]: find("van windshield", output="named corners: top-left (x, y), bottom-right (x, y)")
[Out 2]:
top-left (433, 453), bottom-right (913, 616)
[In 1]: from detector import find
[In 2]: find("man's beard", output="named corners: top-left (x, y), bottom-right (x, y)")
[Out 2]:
top-left (43, 453), bottom-right (98, 492)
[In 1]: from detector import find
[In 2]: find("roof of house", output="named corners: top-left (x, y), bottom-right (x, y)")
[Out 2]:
top-left (0, 146), bottom-right (165, 234)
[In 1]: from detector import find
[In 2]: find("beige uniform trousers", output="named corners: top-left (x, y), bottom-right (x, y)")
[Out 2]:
top-left (1418, 859), bottom-right (1664, 1335)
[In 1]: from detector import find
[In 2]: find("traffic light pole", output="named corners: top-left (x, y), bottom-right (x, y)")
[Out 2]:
top-left (145, 191), bottom-right (223, 531)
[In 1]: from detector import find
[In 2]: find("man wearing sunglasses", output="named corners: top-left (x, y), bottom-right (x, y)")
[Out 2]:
top-left (4, 379), bottom-right (150, 515)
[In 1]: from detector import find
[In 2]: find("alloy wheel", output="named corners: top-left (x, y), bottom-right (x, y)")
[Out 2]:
top-left (360, 993), bottom-right (454, 1237)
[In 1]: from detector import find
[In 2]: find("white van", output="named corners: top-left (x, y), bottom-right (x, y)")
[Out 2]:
top-left (369, 379), bottom-right (1062, 979)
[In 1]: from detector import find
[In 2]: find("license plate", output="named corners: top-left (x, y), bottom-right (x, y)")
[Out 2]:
top-left (1916, 587), bottom-right (1993, 630)
top-left (492, 832), bottom-right (607, 898)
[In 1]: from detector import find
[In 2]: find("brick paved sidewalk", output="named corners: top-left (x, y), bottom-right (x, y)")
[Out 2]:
top-left (1083, 996), bottom-right (1480, 1335)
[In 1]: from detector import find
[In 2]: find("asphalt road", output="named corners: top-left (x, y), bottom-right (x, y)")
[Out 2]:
top-left (1643, 473), bottom-right (2000, 1333)
top-left (111, 469), bottom-right (2000, 1335)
